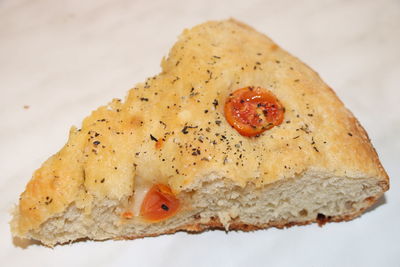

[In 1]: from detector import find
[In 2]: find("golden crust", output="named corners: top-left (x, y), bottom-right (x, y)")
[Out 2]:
top-left (13, 19), bottom-right (389, 236)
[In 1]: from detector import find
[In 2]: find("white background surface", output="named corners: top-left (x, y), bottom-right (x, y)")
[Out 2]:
top-left (1, 0), bottom-right (399, 266)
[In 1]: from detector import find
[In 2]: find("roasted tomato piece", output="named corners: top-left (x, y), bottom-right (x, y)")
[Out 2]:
top-left (224, 87), bottom-right (284, 137)
top-left (121, 211), bottom-right (133, 219)
top-left (140, 184), bottom-right (180, 222)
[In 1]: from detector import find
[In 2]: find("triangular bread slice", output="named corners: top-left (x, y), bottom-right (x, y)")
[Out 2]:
top-left (11, 19), bottom-right (389, 246)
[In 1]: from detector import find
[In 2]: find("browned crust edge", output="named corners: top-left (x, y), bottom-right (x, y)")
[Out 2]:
top-left (282, 44), bottom-right (389, 190)
top-left (350, 115), bottom-right (390, 190)
top-left (321, 86), bottom-right (388, 190)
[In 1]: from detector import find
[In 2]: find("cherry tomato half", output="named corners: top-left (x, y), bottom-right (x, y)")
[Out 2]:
top-left (224, 87), bottom-right (284, 137)
top-left (140, 184), bottom-right (180, 222)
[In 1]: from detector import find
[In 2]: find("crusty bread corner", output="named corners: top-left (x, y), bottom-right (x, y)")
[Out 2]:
top-left (11, 19), bottom-right (389, 246)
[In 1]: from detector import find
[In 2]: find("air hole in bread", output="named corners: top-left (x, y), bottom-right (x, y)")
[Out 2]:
top-left (298, 209), bottom-right (308, 217)
top-left (364, 196), bottom-right (375, 203)
top-left (316, 213), bottom-right (332, 226)
top-left (345, 201), bottom-right (354, 210)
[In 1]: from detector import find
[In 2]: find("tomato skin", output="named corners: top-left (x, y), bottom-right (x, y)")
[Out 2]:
top-left (121, 211), bottom-right (133, 219)
top-left (155, 139), bottom-right (163, 149)
top-left (224, 87), bottom-right (284, 137)
top-left (140, 184), bottom-right (180, 222)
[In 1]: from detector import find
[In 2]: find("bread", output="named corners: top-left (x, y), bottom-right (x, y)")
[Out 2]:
top-left (10, 19), bottom-right (389, 246)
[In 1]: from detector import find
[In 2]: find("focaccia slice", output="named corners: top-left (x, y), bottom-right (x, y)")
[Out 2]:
top-left (11, 19), bottom-right (389, 246)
